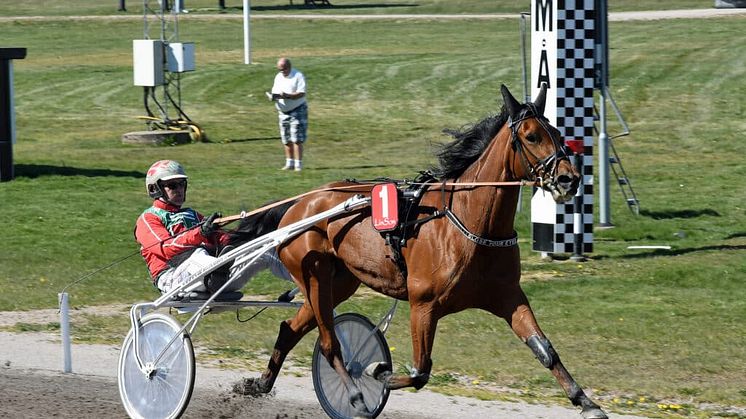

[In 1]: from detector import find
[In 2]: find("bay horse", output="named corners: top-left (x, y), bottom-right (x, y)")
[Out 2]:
top-left (231, 84), bottom-right (607, 419)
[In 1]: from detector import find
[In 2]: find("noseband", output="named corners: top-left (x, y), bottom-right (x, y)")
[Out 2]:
top-left (507, 105), bottom-right (572, 185)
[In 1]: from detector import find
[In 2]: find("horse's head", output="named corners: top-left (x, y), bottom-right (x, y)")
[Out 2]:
top-left (501, 84), bottom-right (579, 202)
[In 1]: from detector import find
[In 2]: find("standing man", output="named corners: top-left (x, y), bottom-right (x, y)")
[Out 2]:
top-left (268, 57), bottom-right (307, 171)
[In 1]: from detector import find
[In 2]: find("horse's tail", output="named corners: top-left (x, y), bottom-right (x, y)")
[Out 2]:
top-left (228, 200), bottom-right (297, 246)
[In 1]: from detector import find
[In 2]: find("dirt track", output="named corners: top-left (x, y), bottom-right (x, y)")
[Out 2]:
top-left (0, 331), bottom-right (650, 418)
top-left (0, 367), bottom-right (335, 419)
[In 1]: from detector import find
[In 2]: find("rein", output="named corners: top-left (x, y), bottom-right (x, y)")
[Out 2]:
top-left (215, 179), bottom-right (535, 226)
top-left (219, 108), bottom-right (564, 248)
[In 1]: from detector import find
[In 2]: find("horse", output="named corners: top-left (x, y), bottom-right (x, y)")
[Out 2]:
top-left (231, 84), bottom-right (607, 419)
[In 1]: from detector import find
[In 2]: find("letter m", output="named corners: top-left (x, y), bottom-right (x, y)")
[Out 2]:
top-left (535, 0), bottom-right (553, 32)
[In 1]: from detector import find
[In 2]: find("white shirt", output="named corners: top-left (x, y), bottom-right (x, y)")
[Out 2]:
top-left (271, 68), bottom-right (307, 113)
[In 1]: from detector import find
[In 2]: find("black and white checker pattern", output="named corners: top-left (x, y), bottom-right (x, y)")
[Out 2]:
top-left (529, 0), bottom-right (595, 254)
top-left (553, 0), bottom-right (595, 253)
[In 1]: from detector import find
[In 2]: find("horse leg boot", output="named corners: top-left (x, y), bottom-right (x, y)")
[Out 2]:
top-left (503, 296), bottom-right (607, 419)
top-left (526, 334), bottom-right (607, 419)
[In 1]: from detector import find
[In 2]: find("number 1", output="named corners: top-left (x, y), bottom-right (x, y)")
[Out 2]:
top-left (378, 186), bottom-right (389, 219)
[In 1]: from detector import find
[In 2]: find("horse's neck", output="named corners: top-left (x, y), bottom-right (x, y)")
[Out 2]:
top-left (453, 132), bottom-right (519, 238)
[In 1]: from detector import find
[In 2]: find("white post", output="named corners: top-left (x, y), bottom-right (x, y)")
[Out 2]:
top-left (243, 0), bottom-right (251, 64)
top-left (58, 292), bottom-right (72, 373)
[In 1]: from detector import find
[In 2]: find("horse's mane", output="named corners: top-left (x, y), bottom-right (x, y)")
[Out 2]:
top-left (431, 106), bottom-right (509, 180)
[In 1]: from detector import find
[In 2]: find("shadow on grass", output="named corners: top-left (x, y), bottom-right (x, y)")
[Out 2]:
top-left (619, 244), bottom-right (746, 259)
top-left (639, 208), bottom-right (720, 219)
top-left (221, 136), bottom-right (280, 143)
top-left (15, 164), bottom-right (143, 179)
top-left (725, 232), bottom-right (746, 240)
top-left (313, 163), bottom-right (390, 171)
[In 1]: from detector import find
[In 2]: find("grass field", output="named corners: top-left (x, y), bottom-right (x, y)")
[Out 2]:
top-left (0, 0), bottom-right (717, 16)
top-left (1, 2), bottom-right (745, 418)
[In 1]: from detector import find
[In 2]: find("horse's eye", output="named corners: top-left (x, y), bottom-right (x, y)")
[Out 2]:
top-left (525, 133), bottom-right (540, 144)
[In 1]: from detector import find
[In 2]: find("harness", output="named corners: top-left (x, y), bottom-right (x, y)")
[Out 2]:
top-left (350, 171), bottom-right (520, 279)
top-left (348, 106), bottom-right (571, 279)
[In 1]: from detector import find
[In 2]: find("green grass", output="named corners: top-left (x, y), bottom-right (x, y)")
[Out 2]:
top-left (1, 4), bottom-right (745, 417)
top-left (0, 0), bottom-right (716, 17)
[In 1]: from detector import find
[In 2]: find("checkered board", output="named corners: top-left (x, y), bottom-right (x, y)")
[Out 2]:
top-left (531, 0), bottom-right (595, 254)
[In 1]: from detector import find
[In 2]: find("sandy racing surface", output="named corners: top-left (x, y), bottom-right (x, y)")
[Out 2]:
top-left (0, 331), bottom-right (650, 418)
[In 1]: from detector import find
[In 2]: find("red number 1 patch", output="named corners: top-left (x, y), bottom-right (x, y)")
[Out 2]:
top-left (371, 183), bottom-right (398, 232)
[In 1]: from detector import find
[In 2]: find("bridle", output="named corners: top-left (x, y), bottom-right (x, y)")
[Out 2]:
top-left (507, 104), bottom-right (572, 186)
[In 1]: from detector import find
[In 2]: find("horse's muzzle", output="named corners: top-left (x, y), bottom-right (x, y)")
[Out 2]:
top-left (546, 172), bottom-right (580, 203)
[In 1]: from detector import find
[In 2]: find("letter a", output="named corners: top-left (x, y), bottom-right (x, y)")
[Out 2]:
top-left (537, 50), bottom-right (551, 89)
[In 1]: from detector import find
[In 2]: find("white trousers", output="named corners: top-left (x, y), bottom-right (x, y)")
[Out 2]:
top-left (157, 247), bottom-right (293, 294)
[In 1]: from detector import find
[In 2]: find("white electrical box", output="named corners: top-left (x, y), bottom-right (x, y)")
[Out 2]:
top-left (133, 40), bottom-right (164, 86)
top-left (167, 42), bottom-right (195, 73)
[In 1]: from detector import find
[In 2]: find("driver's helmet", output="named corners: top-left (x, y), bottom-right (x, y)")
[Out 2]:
top-left (145, 160), bottom-right (188, 199)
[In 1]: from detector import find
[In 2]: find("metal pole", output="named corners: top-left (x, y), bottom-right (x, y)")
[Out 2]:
top-left (516, 12), bottom-right (531, 213)
top-left (596, 0), bottom-right (612, 227)
top-left (243, 0), bottom-right (251, 64)
top-left (219, 0), bottom-right (226, 9)
top-left (519, 12), bottom-right (530, 103)
top-left (118, 0), bottom-right (127, 12)
top-left (58, 293), bottom-right (72, 373)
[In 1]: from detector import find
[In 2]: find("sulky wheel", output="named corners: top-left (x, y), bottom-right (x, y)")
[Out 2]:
top-left (312, 313), bottom-right (392, 419)
top-left (118, 313), bottom-right (195, 419)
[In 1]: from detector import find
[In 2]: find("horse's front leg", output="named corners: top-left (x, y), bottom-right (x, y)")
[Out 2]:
top-left (493, 286), bottom-right (608, 419)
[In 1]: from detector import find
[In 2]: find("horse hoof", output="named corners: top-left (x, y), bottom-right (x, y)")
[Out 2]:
top-left (232, 377), bottom-right (270, 396)
top-left (350, 390), bottom-right (373, 419)
top-left (364, 361), bottom-right (392, 381)
top-left (580, 407), bottom-right (608, 419)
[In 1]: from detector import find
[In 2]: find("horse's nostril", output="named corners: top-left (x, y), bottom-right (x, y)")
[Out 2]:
top-left (557, 175), bottom-right (579, 194)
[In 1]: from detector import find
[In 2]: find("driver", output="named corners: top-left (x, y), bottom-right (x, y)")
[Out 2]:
top-left (134, 160), bottom-right (291, 296)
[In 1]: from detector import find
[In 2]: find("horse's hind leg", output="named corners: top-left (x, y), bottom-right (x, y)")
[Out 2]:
top-left (233, 303), bottom-right (318, 395)
top-left (489, 286), bottom-right (608, 419)
top-left (235, 271), bottom-right (361, 396)
top-left (377, 301), bottom-right (438, 391)
top-left (306, 255), bottom-right (373, 417)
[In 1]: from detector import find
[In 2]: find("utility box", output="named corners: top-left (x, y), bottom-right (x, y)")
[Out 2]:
top-left (167, 42), bottom-right (195, 73)
top-left (133, 40), bottom-right (164, 86)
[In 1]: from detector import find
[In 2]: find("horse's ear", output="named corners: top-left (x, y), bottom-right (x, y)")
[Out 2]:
top-left (533, 83), bottom-right (548, 115)
top-left (501, 84), bottom-right (521, 119)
